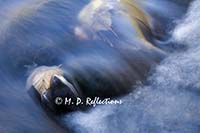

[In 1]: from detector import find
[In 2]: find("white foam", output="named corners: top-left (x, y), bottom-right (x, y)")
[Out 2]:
top-left (65, 1), bottom-right (200, 132)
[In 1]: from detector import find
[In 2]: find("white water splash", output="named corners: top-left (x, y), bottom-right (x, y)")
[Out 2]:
top-left (65, 0), bottom-right (200, 132)
top-left (173, 0), bottom-right (200, 48)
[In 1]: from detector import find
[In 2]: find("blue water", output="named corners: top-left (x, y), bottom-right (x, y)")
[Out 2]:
top-left (0, 0), bottom-right (198, 133)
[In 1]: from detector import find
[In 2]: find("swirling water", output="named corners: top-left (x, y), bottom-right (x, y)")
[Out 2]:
top-left (0, 0), bottom-right (199, 133)
top-left (64, 1), bottom-right (200, 133)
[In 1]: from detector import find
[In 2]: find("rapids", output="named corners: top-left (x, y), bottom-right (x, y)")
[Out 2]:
top-left (0, 0), bottom-right (198, 133)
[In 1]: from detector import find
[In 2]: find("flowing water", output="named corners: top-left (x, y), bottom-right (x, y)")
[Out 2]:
top-left (0, 0), bottom-right (199, 133)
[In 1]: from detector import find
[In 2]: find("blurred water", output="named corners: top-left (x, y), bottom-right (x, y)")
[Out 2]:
top-left (64, 0), bottom-right (200, 133)
top-left (0, 0), bottom-right (196, 133)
